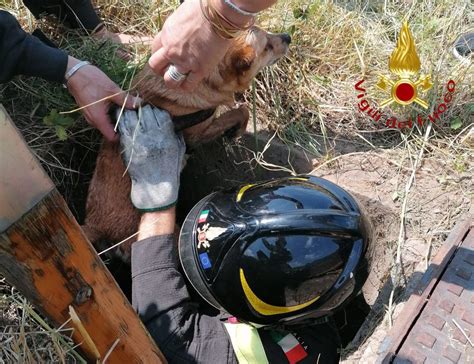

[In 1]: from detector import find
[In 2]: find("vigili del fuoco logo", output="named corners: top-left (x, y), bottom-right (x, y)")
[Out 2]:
top-left (354, 21), bottom-right (456, 129)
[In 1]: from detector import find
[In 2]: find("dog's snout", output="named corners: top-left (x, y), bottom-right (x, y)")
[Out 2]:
top-left (280, 33), bottom-right (292, 44)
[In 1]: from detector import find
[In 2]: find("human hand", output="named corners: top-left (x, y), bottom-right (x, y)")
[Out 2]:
top-left (92, 26), bottom-right (153, 61)
top-left (92, 26), bottom-right (153, 45)
top-left (66, 57), bottom-right (139, 141)
top-left (148, 0), bottom-right (252, 91)
top-left (118, 105), bottom-right (186, 211)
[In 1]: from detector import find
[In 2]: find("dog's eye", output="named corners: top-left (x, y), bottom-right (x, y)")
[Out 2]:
top-left (264, 42), bottom-right (274, 51)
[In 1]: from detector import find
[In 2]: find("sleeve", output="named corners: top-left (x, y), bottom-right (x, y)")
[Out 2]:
top-left (22, 0), bottom-right (102, 31)
top-left (131, 234), bottom-right (237, 364)
top-left (0, 11), bottom-right (68, 83)
top-left (63, 0), bottom-right (102, 30)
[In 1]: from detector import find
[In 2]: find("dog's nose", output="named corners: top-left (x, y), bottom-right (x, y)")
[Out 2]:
top-left (280, 34), bottom-right (292, 44)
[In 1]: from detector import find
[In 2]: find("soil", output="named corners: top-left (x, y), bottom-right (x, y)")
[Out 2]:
top-left (8, 123), bottom-right (472, 362)
top-left (302, 150), bottom-right (472, 362)
top-left (179, 130), bottom-right (471, 361)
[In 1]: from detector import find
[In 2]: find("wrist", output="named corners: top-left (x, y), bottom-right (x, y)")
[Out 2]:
top-left (212, 0), bottom-right (254, 28)
top-left (64, 57), bottom-right (91, 89)
top-left (138, 208), bottom-right (176, 241)
top-left (66, 56), bottom-right (81, 76)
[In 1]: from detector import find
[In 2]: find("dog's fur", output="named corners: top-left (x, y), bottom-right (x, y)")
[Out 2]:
top-left (83, 26), bottom-right (290, 261)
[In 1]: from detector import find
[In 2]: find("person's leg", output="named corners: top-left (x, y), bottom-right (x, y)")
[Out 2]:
top-left (22, 0), bottom-right (151, 57)
top-left (22, 0), bottom-right (101, 31)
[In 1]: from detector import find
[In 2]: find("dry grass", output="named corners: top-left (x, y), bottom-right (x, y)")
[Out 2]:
top-left (0, 279), bottom-right (86, 363)
top-left (0, 0), bottom-right (472, 362)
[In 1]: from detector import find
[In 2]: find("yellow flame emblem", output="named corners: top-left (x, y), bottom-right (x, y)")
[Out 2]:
top-left (377, 21), bottom-right (432, 109)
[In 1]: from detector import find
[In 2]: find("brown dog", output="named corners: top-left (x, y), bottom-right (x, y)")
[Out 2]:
top-left (83, 26), bottom-right (291, 261)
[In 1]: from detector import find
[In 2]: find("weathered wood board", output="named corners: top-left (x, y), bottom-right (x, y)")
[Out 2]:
top-left (0, 105), bottom-right (166, 363)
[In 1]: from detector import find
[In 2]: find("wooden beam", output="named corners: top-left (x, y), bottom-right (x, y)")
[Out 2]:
top-left (0, 105), bottom-right (166, 363)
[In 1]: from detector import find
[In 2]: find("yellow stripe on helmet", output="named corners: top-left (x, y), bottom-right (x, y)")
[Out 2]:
top-left (288, 177), bottom-right (309, 182)
top-left (236, 184), bottom-right (255, 202)
top-left (240, 268), bottom-right (319, 316)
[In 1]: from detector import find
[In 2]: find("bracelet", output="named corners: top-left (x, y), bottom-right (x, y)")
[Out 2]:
top-left (223, 0), bottom-right (259, 16)
top-left (64, 61), bottom-right (91, 85)
top-left (200, 0), bottom-right (254, 40)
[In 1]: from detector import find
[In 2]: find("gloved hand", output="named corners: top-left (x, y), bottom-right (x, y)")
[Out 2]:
top-left (118, 105), bottom-right (185, 211)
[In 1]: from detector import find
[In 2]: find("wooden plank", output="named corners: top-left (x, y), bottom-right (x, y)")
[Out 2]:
top-left (0, 105), bottom-right (54, 232)
top-left (0, 106), bottom-right (166, 363)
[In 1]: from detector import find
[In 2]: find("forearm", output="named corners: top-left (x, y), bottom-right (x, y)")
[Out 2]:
top-left (0, 11), bottom-right (67, 83)
top-left (131, 229), bottom-right (236, 362)
top-left (132, 233), bottom-right (188, 321)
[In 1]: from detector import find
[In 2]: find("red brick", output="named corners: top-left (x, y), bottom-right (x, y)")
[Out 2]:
top-left (452, 328), bottom-right (468, 344)
top-left (428, 314), bottom-right (445, 330)
top-left (455, 267), bottom-right (472, 280)
top-left (462, 311), bottom-right (474, 326)
top-left (439, 299), bottom-right (455, 313)
top-left (443, 345), bottom-right (461, 363)
top-left (446, 282), bottom-right (464, 296)
top-left (416, 332), bottom-right (436, 348)
top-left (407, 349), bottom-right (426, 363)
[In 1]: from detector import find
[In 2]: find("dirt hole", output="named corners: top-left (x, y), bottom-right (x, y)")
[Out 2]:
top-left (103, 133), bottom-right (373, 353)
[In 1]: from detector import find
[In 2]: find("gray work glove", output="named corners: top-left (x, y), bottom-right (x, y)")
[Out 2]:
top-left (118, 105), bottom-right (185, 211)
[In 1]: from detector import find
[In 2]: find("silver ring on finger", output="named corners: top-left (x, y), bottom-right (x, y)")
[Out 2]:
top-left (166, 64), bottom-right (188, 82)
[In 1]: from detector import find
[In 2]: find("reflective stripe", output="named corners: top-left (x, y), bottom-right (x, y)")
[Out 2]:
top-left (287, 177), bottom-right (309, 182)
top-left (236, 184), bottom-right (255, 202)
top-left (240, 268), bottom-right (320, 316)
top-left (224, 322), bottom-right (269, 364)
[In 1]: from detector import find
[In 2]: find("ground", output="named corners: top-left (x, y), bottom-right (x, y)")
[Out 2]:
top-left (0, 0), bottom-right (472, 362)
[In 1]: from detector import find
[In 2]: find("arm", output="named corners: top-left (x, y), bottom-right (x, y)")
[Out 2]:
top-left (149, 0), bottom-right (278, 91)
top-left (132, 214), bottom-right (236, 363)
top-left (0, 10), bottom-right (67, 83)
top-left (119, 107), bottom-right (236, 362)
top-left (0, 10), bottom-right (138, 141)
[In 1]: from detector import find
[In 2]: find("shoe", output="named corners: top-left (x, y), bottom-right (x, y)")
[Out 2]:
top-left (453, 31), bottom-right (473, 61)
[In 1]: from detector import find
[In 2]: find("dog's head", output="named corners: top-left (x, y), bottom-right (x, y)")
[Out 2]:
top-left (136, 26), bottom-right (290, 112)
top-left (216, 26), bottom-right (291, 92)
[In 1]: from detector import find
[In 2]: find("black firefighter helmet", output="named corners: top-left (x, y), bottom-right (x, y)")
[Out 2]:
top-left (178, 175), bottom-right (373, 326)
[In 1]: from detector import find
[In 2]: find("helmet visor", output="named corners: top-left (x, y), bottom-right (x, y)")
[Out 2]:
top-left (239, 234), bottom-right (353, 315)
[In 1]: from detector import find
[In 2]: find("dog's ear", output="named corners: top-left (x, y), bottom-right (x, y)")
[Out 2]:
top-left (231, 46), bottom-right (255, 77)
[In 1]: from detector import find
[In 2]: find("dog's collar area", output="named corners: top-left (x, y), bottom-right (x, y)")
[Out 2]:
top-left (172, 108), bottom-right (216, 132)
top-left (110, 106), bottom-right (215, 133)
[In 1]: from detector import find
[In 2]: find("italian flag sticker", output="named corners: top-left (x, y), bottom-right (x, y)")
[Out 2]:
top-left (272, 331), bottom-right (307, 364)
top-left (198, 210), bottom-right (209, 223)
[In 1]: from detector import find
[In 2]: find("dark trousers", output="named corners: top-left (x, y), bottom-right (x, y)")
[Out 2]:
top-left (23, 0), bottom-right (102, 31)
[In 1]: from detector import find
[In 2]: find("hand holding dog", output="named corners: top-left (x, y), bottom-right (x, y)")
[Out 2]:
top-left (66, 57), bottom-right (139, 142)
top-left (148, 0), bottom-right (232, 91)
top-left (149, 0), bottom-right (278, 91)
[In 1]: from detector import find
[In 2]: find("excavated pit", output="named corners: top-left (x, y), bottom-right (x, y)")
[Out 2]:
top-left (177, 132), bottom-right (374, 348)
top-left (99, 130), bottom-right (465, 360)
